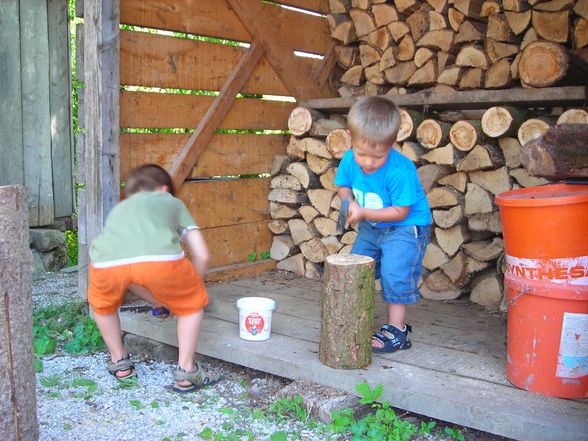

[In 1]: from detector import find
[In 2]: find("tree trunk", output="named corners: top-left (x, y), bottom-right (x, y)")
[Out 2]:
top-left (319, 254), bottom-right (375, 369)
top-left (519, 124), bottom-right (588, 178)
top-left (0, 185), bottom-right (38, 441)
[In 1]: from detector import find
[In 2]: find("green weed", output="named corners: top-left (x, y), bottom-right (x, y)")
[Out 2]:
top-left (33, 301), bottom-right (106, 371)
top-left (64, 229), bottom-right (78, 266)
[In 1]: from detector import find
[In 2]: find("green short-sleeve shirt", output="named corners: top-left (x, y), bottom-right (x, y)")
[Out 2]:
top-left (89, 191), bottom-right (198, 267)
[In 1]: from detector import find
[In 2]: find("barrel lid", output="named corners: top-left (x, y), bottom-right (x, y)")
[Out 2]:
top-left (496, 184), bottom-right (588, 207)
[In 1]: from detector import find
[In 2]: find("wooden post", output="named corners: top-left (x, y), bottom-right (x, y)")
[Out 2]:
top-left (0, 185), bottom-right (38, 441)
top-left (319, 254), bottom-right (375, 369)
top-left (78, 0), bottom-right (120, 299)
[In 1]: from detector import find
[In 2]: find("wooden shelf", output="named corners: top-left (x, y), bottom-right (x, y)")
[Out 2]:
top-left (299, 86), bottom-right (588, 112)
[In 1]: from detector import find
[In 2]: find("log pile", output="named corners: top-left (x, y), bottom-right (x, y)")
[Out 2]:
top-left (269, 104), bottom-right (588, 310)
top-left (328, 0), bottom-right (588, 95)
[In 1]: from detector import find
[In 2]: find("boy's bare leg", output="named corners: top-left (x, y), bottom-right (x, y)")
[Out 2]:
top-left (372, 303), bottom-right (407, 349)
top-left (388, 303), bottom-right (407, 330)
top-left (93, 312), bottom-right (131, 377)
top-left (176, 310), bottom-right (204, 386)
top-left (128, 284), bottom-right (168, 311)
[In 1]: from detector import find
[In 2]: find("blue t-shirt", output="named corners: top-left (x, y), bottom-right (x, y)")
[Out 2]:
top-left (334, 149), bottom-right (431, 227)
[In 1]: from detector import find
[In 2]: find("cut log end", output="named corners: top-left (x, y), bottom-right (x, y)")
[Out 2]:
top-left (326, 253), bottom-right (374, 266)
top-left (518, 41), bottom-right (568, 88)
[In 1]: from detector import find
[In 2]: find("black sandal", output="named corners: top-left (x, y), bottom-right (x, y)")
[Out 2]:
top-left (372, 324), bottom-right (412, 353)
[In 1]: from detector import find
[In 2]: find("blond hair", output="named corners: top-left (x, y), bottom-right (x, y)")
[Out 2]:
top-left (347, 96), bottom-right (401, 147)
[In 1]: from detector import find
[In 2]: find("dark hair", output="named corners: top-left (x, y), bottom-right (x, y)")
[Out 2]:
top-left (124, 164), bottom-right (175, 197)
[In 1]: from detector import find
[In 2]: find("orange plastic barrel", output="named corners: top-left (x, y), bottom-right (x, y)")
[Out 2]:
top-left (496, 184), bottom-right (588, 398)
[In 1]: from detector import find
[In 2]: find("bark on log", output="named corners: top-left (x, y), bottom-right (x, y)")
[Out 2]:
top-left (519, 124), bottom-right (588, 178)
top-left (0, 185), bottom-right (38, 441)
top-left (319, 254), bottom-right (375, 369)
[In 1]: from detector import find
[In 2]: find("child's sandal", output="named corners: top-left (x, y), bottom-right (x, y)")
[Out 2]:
top-left (107, 355), bottom-right (138, 384)
top-left (172, 362), bottom-right (223, 393)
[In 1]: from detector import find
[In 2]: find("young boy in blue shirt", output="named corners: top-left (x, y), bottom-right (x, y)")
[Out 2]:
top-left (334, 96), bottom-right (431, 353)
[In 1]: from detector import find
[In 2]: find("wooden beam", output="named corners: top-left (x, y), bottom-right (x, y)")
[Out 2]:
top-left (299, 86), bottom-right (588, 112)
top-left (226, 0), bottom-right (325, 100)
top-left (168, 40), bottom-right (265, 191)
top-left (312, 40), bottom-right (338, 90)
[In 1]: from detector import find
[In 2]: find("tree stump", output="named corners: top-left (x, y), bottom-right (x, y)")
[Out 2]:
top-left (0, 185), bottom-right (38, 441)
top-left (319, 254), bottom-right (375, 369)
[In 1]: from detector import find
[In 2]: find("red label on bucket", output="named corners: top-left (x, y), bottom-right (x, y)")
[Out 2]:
top-left (245, 312), bottom-right (265, 336)
top-left (505, 255), bottom-right (588, 285)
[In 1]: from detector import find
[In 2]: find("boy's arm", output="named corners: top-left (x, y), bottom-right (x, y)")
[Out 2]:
top-left (338, 186), bottom-right (410, 224)
top-left (183, 228), bottom-right (210, 275)
top-left (348, 204), bottom-right (410, 224)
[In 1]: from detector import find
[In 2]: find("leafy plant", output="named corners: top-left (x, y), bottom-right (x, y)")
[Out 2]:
top-left (33, 301), bottom-right (106, 371)
top-left (247, 252), bottom-right (257, 262)
top-left (64, 229), bottom-right (79, 266)
top-left (261, 251), bottom-right (271, 259)
top-left (268, 395), bottom-right (309, 423)
top-left (444, 426), bottom-right (465, 441)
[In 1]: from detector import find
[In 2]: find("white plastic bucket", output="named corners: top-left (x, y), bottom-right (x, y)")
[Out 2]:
top-left (236, 297), bottom-right (277, 341)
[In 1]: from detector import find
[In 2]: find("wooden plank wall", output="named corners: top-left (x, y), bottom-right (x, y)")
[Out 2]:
top-left (116, 0), bottom-right (332, 276)
top-left (0, 0), bottom-right (74, 227)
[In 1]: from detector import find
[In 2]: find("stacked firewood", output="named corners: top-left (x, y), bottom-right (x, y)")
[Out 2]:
top-left (329, 0), bottom-right (588, 95)
top-left (269, 105), bottom-right (586, 308)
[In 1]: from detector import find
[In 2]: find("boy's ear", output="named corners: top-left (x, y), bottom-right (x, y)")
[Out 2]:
top-left (155, 185), bottom-right (170, 193)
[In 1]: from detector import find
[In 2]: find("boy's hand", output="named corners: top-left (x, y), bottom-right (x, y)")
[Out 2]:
top-left (346, 200), bottom-right (365, 225)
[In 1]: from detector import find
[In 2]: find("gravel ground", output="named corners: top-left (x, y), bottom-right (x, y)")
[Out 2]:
top-left (33, 270), bottom-right (511, 441)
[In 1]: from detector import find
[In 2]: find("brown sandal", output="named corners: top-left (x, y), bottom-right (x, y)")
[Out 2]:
top-left (172, 362), bottom-right (222, 393)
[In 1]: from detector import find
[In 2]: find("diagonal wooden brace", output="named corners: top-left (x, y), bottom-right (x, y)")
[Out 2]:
top-left (169, 40), bottom-right (266, 191)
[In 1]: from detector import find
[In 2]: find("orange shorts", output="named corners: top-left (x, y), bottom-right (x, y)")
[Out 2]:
top-left (88, 259), bottom-right (208, 316)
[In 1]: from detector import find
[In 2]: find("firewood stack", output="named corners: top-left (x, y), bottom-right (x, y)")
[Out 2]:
top-left (329, 0), bottom-right (588, 95)
top-left (269, 104), bottom-right (588, 309)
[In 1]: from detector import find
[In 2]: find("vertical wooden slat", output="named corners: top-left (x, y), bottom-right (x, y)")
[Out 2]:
top-left (48, 0), bottom-right (74, 218)
top-left (0, 0), bottom-right (24, 188)
top-left (79, 0), bottom-right (120, 299)
top-left (20, 0), bottom-right (54, 226)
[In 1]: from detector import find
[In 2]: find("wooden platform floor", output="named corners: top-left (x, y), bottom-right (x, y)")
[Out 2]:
top-left (120, 271), bottom-right (588, 441)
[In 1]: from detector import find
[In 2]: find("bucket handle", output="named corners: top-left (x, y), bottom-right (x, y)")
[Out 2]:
top-left (505, 287), bottom-right (530, 310)
top-left (233, 300), bottom-right (278, 312)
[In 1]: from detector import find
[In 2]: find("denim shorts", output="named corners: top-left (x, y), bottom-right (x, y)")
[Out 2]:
top-left (351, 221), bottom-right (430, 305)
